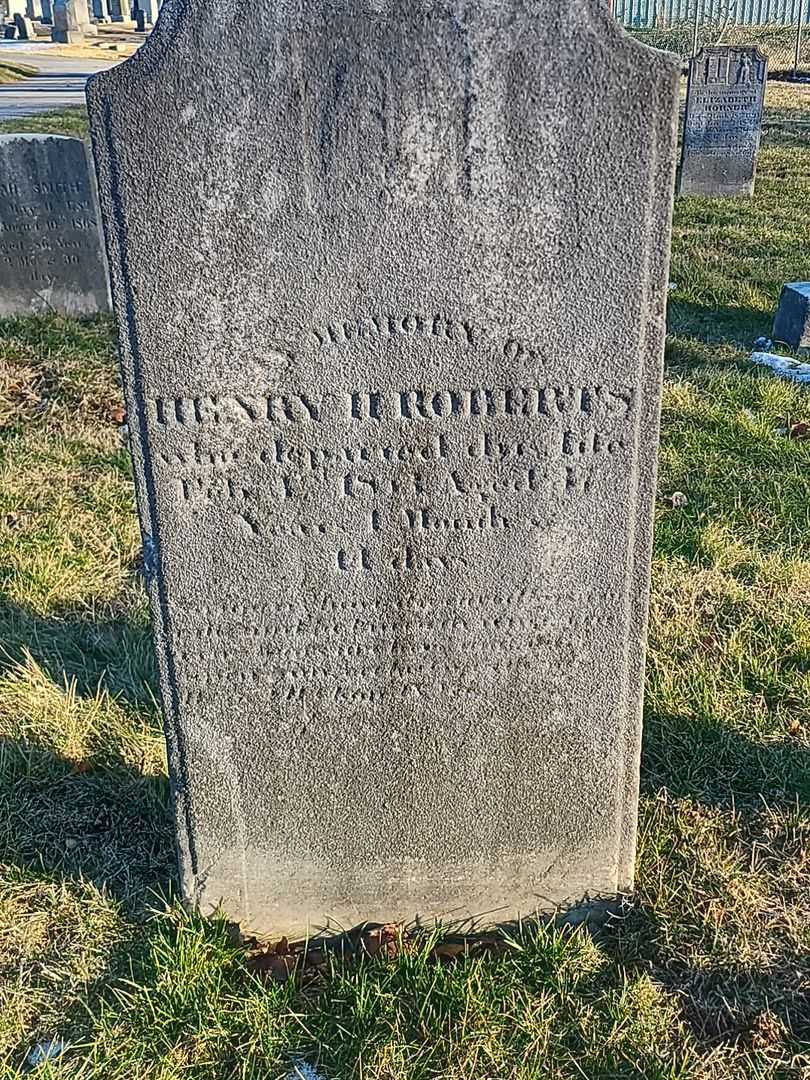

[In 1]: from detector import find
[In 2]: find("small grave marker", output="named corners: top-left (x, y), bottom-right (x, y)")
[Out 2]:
top-left (13, 12), bottom-right (34, 37)
top-left (52, 0), bottom-right (95, 41)
top-left (774, 282), bottom-right (810, 354)
top-left (0, 135), bottom-right (109, 316)
top-left (679, 46), bottom-right (767, 198)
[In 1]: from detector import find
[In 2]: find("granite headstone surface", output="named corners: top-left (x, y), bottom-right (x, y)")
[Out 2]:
top-left (87, 0), bottom-right (679, 936)
top-left (0, 135), bottom-right (109, 316)
top-left (679, 46), bottom-right (767, 198)
top-left (13, 12), bottom-right (34, 37)
top-left (774, 282), bottom-right (810, 354)
top-left (52, 0), bottom-right (95, 40)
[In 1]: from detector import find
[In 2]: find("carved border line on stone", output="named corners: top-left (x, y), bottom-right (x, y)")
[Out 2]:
top-left (615, 93), bottom-right (677, 893)
top-left (87, 89), bottom-right (200, 891)
top-left (570, 0), bottom-right (681, 897)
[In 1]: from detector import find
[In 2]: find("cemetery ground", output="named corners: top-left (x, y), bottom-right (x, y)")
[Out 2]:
top-left (1, 89), bottom-right (810, 1080)
top-left (0, 62), bottom-right (36, 85)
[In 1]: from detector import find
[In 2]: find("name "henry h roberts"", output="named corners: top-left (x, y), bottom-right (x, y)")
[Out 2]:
top-left (149, 385), bottom-right (634, 429)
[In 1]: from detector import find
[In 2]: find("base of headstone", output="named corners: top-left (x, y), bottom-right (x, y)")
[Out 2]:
top-left (774, 283), bottom-right (810, 354)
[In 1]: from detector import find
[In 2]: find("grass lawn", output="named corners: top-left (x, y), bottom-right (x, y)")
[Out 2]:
top-left (0, 108), bottom-right (89, 139)
top-left (1, 86), bottom-right (810, 1079)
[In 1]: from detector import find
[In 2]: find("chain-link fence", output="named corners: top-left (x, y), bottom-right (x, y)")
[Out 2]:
top-left (612, 1), bottom-right (810, 77)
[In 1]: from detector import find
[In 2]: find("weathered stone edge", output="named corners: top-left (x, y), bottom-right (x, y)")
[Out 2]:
top-left (85, 77), bottom-right (199, 901)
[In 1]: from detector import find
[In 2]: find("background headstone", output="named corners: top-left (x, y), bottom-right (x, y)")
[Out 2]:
top-left (0, 135), bottom-right (109, 316)
top-left (13, 11), bottom-right (33, 36)
top-left (679, 46), bottom-right (767, 198)
top-left (137, 0), bottom-right (156, 24)
top-left (774, 282), bottom-right (810, 354)
top-left (88, 0), bottom-right (679, 936)
top-left (52, 0), bottom-right (95, 40)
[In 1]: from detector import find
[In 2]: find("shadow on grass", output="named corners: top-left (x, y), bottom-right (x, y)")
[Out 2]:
top-left (642, 712), bottom-right (810, 806)
top-left (667, 300), bottom-right (770, 350)
top-left (0, 595), bottom-right (173, 904)
top-left (602, 897), bottom-right (810, 1053)
top-left (0, 737), bottom-right (174, 904)
top-left (0, 597), bottom-right (157, 709)
top-left (607, 711), bottom-right (810, 1052)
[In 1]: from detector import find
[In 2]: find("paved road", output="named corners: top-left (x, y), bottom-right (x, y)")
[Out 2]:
top-left (0, 44), bottom-right (119, 119)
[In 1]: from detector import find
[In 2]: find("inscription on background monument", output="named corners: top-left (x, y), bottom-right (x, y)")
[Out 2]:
top-left (679, 46), bottom-right (767, 198)
top-left (0, 135), bottom-right (109, 316)
top-left (88, 0), bottom-right (679, 935)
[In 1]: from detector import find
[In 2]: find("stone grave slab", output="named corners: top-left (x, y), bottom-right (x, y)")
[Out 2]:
top-left (774, 282), bottom-right (810, 354)
top-left (0, 135), bottom-right (109, 317)
top-left (679, 46), bottom-right (767, 198)
top-left (13, 12), bottom-right (34, 37)
top-left (87, 0), bottom-right (680, 936)
top-left (52, 0), bottom-right (95, 40)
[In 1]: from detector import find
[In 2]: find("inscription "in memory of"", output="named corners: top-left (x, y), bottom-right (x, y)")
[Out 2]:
top-left (312, 312), bottom-right (475, 347)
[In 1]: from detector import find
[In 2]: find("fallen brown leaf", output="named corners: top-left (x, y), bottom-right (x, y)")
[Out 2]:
top-left (362, 923), bottom-right (404, 959)
top-left (108, 405), bottom-right (126, 425)
top-left (248, 950), bottom-right (298, 984)
top-left (789, 421), bottom-right (810, 440)
top-left (432, 942), bottom-right (467, 961)
top-left (750, 1010), bottom-right (787, 1049)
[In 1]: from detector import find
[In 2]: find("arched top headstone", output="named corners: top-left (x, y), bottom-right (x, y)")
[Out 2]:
top-left (0, 134), bottom-right (109, 316)
top-left (679, 44), bottom-right (768, 198)
top-left (87, 1), bottom-right (679, 934)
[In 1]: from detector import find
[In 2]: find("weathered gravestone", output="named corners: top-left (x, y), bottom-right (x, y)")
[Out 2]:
top-left (138, 0), bottom-right (158, 24)
top-left (52, 0), bottom-right (95, 40)
top-left (87, 1), bottom-right (679, 935)
top-left (13, 11), bottom-right (34, 36)
top-left (679, 46), bottom-right (767, 198)
top-left (0, 135), bottom-right (109, 316)
top-left (774, 282), bottom-right (810, 355)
